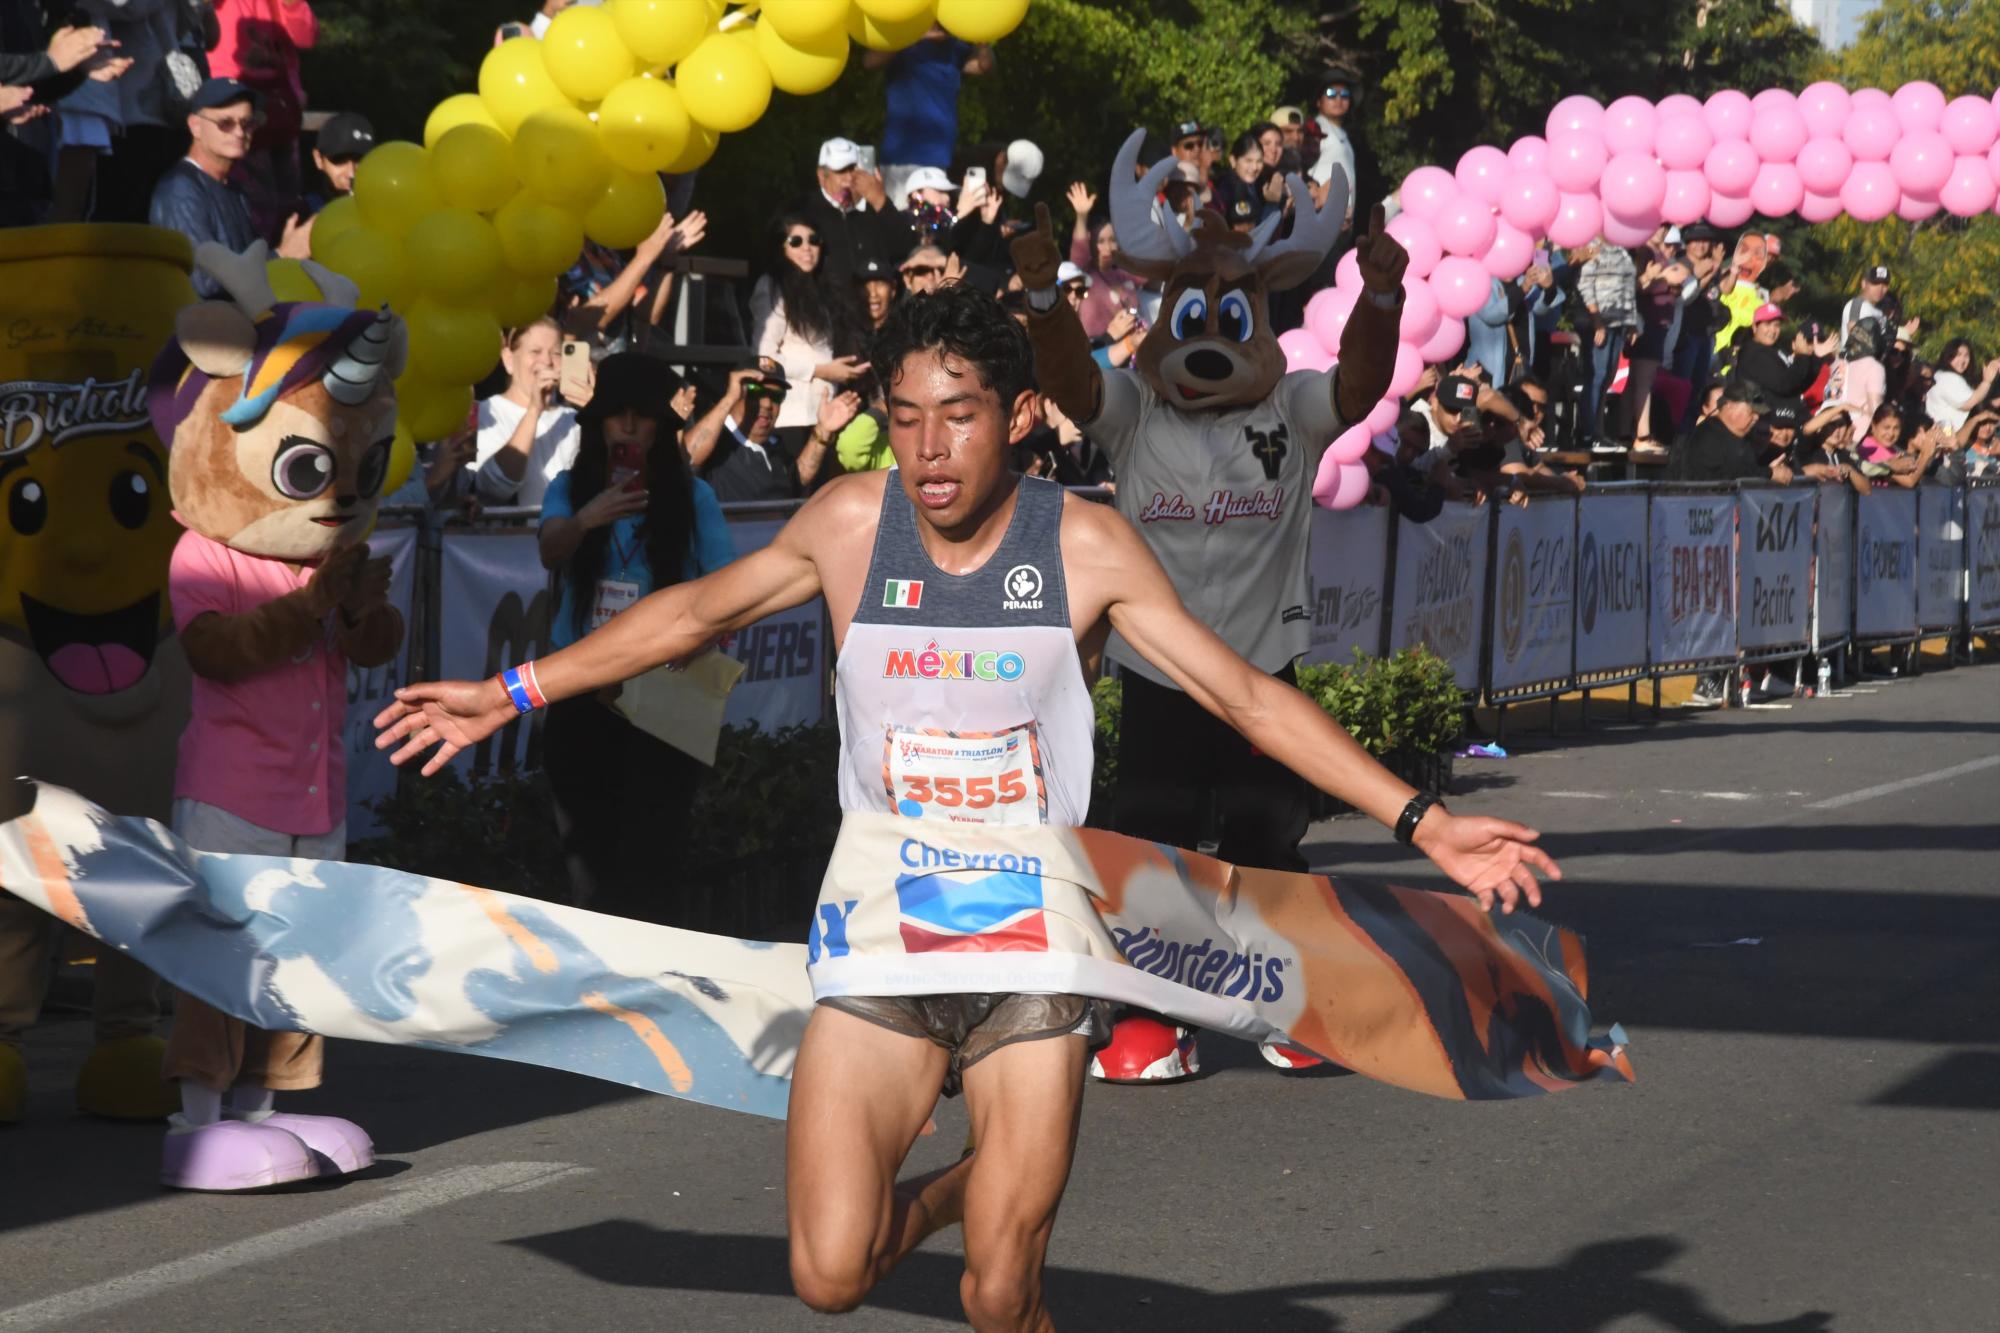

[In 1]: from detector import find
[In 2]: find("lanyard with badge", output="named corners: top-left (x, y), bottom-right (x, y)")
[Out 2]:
top-left (591, 524), bottom-right (643, 632)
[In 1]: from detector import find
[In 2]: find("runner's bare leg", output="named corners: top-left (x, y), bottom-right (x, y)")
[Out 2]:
top-left (956, 1031), bottom-right (1090, 1333)
top-left (786, 1006), bottom-right (951, 1312)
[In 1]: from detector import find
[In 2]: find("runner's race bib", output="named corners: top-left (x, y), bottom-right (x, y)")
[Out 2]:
top-left (884, 724), bottom-right (1046, 826)
top-left (591, 578), bottom-right (640, 632)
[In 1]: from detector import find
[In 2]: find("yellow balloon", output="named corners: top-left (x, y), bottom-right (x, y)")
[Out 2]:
top-left (407, 300), bottom-right (504, 385)
top-left (397, 374), bottom-right (476, 442)
top-left (856, 0), bottom-right (933, 20)
top-left (265, 258), bottom-right (320, 303)
top-left (479, 36), bottom-right (568, 135)
top-left (677, 32), bottom-right (772, 133)
top-left (847, 1), bottom-right (937, 51)
top-left (542, 4), bottom-right (637, 102)
top-left (494, 192), bottom-right (586, 278)
top-left (514, 106), bottom-right (612, 209)
top-left (424, 92), bottom-right (502, 149)
top-left (598, 75), bottom-right (692, 174)
top-left (384, 421), bottom-right (417, 494)
top-left (664, 120), bottom-right (720, 174)
top-left (609, 0), bottom-right (711, 66)
top-left (935, 0), bottom-right (1028, 44)
top-left (584, 169), bottom-right (667, 248)
top-left (352, 142), bottom-right (441, 239)
top-left (320, 225), bottom-right (411, 310)
top-left (307, 194), bottom-right (362, 259)
top-left (486, 273), bottom-right (559, 329)
top-left (756, 14), bottom-right (849, 95)
top-left (430, 123), bottom-right (519, 214)
top-left (761, 0), bottom-right (848, 44)
top-left (405, 208), bottom-right (506, 303)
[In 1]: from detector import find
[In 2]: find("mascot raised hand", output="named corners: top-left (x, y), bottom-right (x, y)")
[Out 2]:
top-left (144, 241), bottom-right (406, 1190)
top-left (1011, 129), bottom-right (1408, 1082)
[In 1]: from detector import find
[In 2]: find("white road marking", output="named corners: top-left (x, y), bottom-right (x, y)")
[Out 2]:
top-left (1805, 755), bottom-right (2000, 810)
top-left (1544, 791), bottom-right (1611, 799)
top-left (0, 1162), bottom-right (586, 1331)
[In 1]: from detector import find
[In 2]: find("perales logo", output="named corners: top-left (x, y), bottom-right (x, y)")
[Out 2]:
top-left (1002, 564), bottom-right (1043, 611)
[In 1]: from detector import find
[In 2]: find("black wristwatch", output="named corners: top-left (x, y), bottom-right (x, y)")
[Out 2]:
top-left (1394, 792), bottom-right (1445, 845)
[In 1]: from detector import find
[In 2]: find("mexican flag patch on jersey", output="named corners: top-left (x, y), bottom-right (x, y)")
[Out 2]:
top-left (883, 579), bottom-right (924, 609)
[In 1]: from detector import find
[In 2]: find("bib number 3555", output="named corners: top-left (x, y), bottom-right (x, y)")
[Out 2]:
top-left (885, 724), bottom-right (1044, 826)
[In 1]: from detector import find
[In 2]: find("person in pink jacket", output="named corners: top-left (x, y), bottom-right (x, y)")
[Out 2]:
top-left (207, 0), bottom-right (317, 239)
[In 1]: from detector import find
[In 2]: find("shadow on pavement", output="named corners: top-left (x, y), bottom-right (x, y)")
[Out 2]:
top-left (1867, 1050), bottom-right (2000, 1111)
top-left (506, 1224), bottom-right (1831, 1332)
top-left (1307, 822), bottom-right (2000, 866)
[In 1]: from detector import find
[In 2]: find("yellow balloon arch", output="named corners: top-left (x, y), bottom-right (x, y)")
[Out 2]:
top-left (303, 0), bottom-right (1033, 445)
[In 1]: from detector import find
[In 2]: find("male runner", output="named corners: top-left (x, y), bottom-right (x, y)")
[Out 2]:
top-left (377, 285), bottom-right (1558, 1331)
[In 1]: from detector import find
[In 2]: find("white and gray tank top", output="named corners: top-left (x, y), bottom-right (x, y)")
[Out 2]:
top-left (834, 473), bottom-right (1096, 828)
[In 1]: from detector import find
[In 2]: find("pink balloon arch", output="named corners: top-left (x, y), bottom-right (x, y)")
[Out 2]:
top-left (1293, 80), bottom-right (2000, 508)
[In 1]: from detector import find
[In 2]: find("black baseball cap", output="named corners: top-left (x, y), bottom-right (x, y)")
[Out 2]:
top-left (190, 78), bottom-right (259, 114)
top-left (1439, 374), bottom-right (1480, 414)
top-left (316, 112), bottom-right (376, 162)
top-left (1766, 397), bottom-right (1806, 429)
top-left (1721, 378), bottom-right (1770, 412)
top-left (1172, 120), bottom-right (1205, 142)
top-left (1864, 264), bottom-right (1891, 284)
top-left (1679, 222), bottom-right (1724, 244)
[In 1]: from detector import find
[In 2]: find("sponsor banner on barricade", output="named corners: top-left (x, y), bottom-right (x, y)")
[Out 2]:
top-left (1573, 493), bottom-right (1649, 678)
top-left (1815, 484), bottom-right (1854, 651)
top-left (1916, 484), bottom-right (1965, 632)
top-left (343, 524), bottom-right (419, 837)
top-left (1303, 505), bottom-right (1390, 666)
top-left (1854, 488), bottom-right (1918, 640)
top-left (1389, 504), bottom-right (1489, 689)
top-left (1736, 487), bottom-right (1813, 653)
top-left (1648, 493), bottom-right (1736, 667)
top-left (720, 516), bottom-right (827, 731)
top-left (439, 527), bottom-right (551, 778)
top-left (1970, 483), bottom-right (2000, 630)
top-left (1488, 497), bottom-right (1576, 694)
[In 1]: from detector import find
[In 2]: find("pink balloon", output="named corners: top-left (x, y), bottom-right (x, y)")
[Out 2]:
top-left (1430, 256), bottom-right (1490, 320)
top-left (1498, 168), bottom-right (1560, 234)
top-left (1750, 162), bottom-right (1805, 217)
top-left (1277, 326), bottom-right (1326, 372)
top-left (1547, 191), bottom-right (1603, 248)
top-left (1940, 155), bottom-right (1998, 217)
top-left (1545, 95), bottom-right (1604, 140)
top-left (1796, 137), bottom-right (1853, 194)
top-left (1454, 145), bottom-right (1511, 206)
top-left (1989, 137), bottom-right (2000, 181)
top-left (1890, 130), bottom-right (1954, 197)
top-left (1384, 212), bottom-right (1443, 279)
top-left (1703, 139), bottom-right (1759, 195)
top-left (1418, 315), bottom-right (1466, 364)
top-left (1547, 130), bottom-right (1608, 192)
top-left (1707, 192), bottom-right (1754, 228)
top-left (1481, 220), bottom-right (1532, 280)
top-left (1897, 191), bottom-right (1941, 222)
top-left (1655, 112), bottom-right (1713, 170)
top-left (1891, 80), bottom-right (1946, 132)
top-left (1704, 89), bottom-right (1754, 141)
top-left (1398, 275), bottom-right (1441, 345)
top-left (1601, 150), bottom-right (1666, 216)
top-left (1941, 95), bottom-right (1999, 156)
top-left (1325, 422), bottom-right (1373, 466)
top-left (1307, 284), bottom-right (1359, 352)
top-left (1400, 165), bottom-right (1460, 220)
top-left (1365, 397), bottom-right (1400, 433)
top-left (1850, 87), bottom-right (1891, 112)
top-left (1601, 209), bottom-right (1657, 249)
top-left (1434, 196), bottom-right (1498, 258)
top-left (1798, 81), bottom-right (1851, 138)
top-left (1841, 161), bottom-right (1900, 222)
top-left (1314, 457), bottom-right (1373, 511)
top-left (1387, 340), bottom-right (1425, 398)
top-left (1749, 101), bottom-right (1809, 164)
top-left (1334, 249), bottom-right (1363, 293)
top-left (1601, 95), bottom-right (1658, 155)
top-left (1844, 105), bottom-right (1900, 162)
top-left (1507, 135), bottom-right (1549, 173)
top-left (1798, 190), bottom-right (1843, 224)
top-left (1656, 93), bottom-right (1703, 120)
top-left (1661, 169), bottom-right (1711, 225)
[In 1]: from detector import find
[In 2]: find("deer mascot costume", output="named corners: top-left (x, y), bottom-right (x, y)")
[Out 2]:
top-left (1012, 130), bottom-right (1408, 1081)
top-left (145, 242), bottom-right (406, 1189)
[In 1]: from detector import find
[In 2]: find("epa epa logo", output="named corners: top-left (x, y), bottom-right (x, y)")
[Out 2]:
top-left (1002, 564), bottom-right (1044, 611)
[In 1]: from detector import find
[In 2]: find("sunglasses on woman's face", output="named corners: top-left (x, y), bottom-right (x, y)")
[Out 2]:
top-left (787, 233), bottom-right (822, 249)
top-left (901, 264), bottom-right (943, 278)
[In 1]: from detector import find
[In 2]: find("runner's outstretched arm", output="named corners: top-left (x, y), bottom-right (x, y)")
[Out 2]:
top-left (373, 484), bottom-right (845, 775)
top-left (1076, 503), bottom-right (1559, 912)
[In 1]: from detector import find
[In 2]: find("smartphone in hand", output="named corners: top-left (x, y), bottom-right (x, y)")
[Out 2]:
top-left (559, 338), bottom-right (593, 406)
top-left (609, 440), bottom-right (645, 491)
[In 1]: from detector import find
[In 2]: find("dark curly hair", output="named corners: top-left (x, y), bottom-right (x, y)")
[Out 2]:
top-left (868, 283), bottom-right (1035, 410)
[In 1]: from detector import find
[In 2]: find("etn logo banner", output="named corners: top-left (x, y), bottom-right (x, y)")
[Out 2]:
top-left (1390, 504), bottom-right (1490, 689)
top-left (1303, 505), bottom-right (1389, 667)
top-left (1648, 494), bottom-right (1736, 667)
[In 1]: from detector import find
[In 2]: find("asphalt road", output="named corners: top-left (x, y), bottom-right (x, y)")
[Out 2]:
top-left (3, 661), bottom-right (1996, 1332)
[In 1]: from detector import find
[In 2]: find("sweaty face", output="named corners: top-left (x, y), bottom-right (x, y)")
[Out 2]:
top-left (886, 348), bottom-right (1032, 536)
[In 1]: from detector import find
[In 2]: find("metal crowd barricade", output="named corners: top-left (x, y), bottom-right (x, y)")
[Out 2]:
top-left (1570, 482), bottom-right (1653, 721)
top-left (1968, 476), bottom-right (2000, 635)
top-left (1735, 481), bottom-right (1815, 670)
top-left (1642, 481), bottom-right (1741, 699)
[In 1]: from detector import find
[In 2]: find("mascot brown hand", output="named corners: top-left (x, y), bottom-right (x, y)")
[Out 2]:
top-left (147, 242), bottom-right (408, 677)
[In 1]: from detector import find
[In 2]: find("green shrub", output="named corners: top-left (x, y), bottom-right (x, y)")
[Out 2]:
top-left (1294, 648), bottom-right (1465, 759)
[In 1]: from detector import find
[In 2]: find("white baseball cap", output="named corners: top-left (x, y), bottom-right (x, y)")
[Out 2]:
top-left (818, 137), bottom-right (860, 170)
top-left (1057, 261), bottom-right (1090, 288)
top-left (904, 165), bottom-right (955, 196)
top-left (1000, 138), bottom-right (1044, 199)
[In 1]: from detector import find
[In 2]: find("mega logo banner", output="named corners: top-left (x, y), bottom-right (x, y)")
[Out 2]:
top-left (1648, 493), bottom-right (1736, 667)
top-left (1736, 486), bottom-right (1812, 652)
top-left (1814, 483), bottom-right (1854, 651)
top-left (1303, 505), bottom-right (1390, 667)
top-left (2, 787), bottom-right (1631, 1116)
top-left (1390, 504), bottom-right (1490, 689)
top-left (1854, 488), bottom-right (1918, 639)
top-left (1916, 484), bottom-right (1965, 632)
top-left (1573, 493), bottom-right (1649, 679)
top-left (1969, 483), bottom-right (2000, 630)
top-left (1487, 497), bottom-right (1575, 693)
top-left (343, 523), bottom-right (419, 836)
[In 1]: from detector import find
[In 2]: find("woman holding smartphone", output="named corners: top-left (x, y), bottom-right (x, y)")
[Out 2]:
top-left (535, 353), bottom-right (736, 924)
top-left (473, 318), bottom-right (579, 508)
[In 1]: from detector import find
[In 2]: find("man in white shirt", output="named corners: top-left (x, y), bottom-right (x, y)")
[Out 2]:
top-left (1839, 264), bottom-right (1893, 345)
top-left (1307, 72), bottom-right (1358, 230)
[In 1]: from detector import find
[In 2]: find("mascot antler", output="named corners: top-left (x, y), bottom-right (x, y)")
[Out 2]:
top-left (194, 240), bottom-right (277, 318)
top-left (1109, 129), bottom-right (1195, 277)
top-left (1244, 173), bottom-right (1350, 292)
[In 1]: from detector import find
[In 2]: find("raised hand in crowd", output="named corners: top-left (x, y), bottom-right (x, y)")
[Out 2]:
top-left (815, 354), bottom-right (870, 386)
top-left (978, 185), bottom-right (1004, 226)
top-left (46, 24), bottom-right (108, 72)
top-left (670, 382), bottom-right (698, 420)
top-left (672, 209), bottom-right (708, 253)
top-left (575, 480), bottom-right (650, 529)
top-left (1065, 180), bottom-right (1096, 226)
top-left (816, 389), bottom-right (863, 439)
top-left (852, 167), bottom-right (889, 212)
top-left (636, 211), bottom-right (681, 262)
top-left (941, 251), bottom-right (966, 287)
top-left (1105, 306), bottom-right (1138, 342)
top-left (955, 178), bottom-right (987, 219)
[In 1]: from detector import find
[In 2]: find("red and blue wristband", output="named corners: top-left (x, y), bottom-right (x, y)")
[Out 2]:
top-left (498, 662), bottom-right (546, 714)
